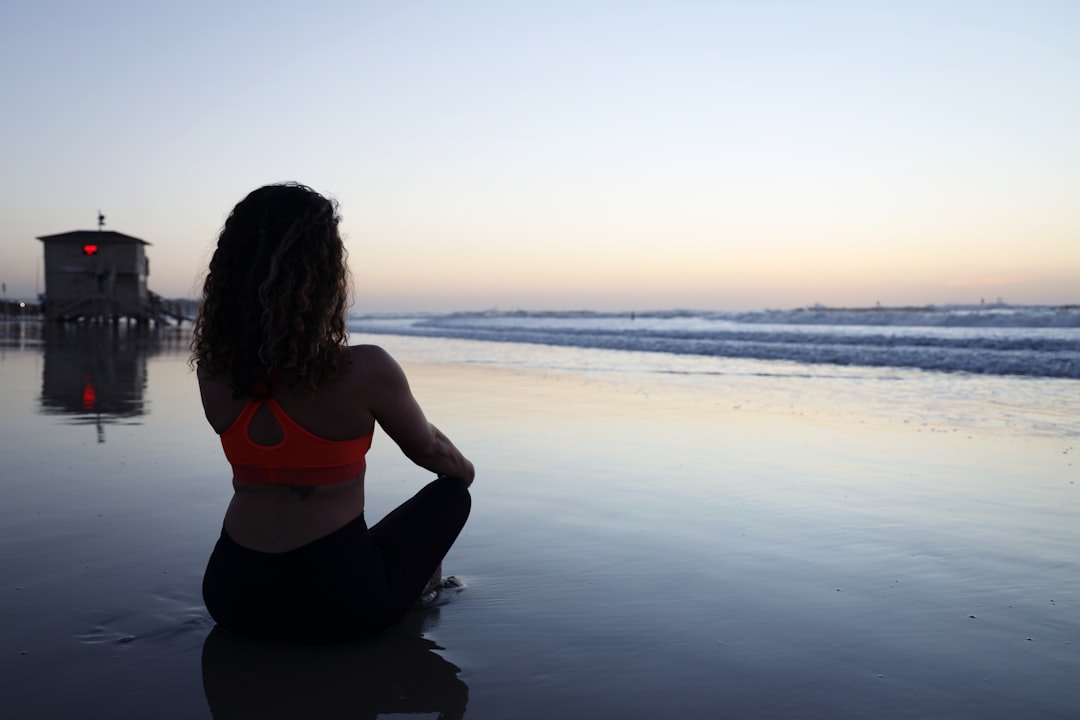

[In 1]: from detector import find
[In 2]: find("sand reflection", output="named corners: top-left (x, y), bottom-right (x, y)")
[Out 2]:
top-left (201, 608), bottom-right (469, 719)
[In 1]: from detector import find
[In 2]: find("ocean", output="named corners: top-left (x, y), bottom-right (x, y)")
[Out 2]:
top-left (349, 304), bottom-right (1080, 379)
top-left (350, 305), bottom-right (1080, 441)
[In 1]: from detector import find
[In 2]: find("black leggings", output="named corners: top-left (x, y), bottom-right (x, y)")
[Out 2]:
top-left (203, 475), bottom-right (471, 642)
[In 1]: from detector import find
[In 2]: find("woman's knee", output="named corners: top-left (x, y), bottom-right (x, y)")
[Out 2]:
top-left (429, 475), bottom-right (471, 518)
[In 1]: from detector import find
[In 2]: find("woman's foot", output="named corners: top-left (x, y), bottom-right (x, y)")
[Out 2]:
top-left (415, 564), bottom-right (443, 607)
top-left (422, 563), bottom-right (442, 595)
top-left (414, 567), bottom-right (467, 609)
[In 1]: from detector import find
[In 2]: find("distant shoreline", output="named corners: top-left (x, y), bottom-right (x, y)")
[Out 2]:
top-left (348, 301), bottom-right (1080, 319)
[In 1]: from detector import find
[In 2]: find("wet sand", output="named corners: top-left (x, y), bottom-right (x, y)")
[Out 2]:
top-left (1, 325), bottom-right (1078, 718)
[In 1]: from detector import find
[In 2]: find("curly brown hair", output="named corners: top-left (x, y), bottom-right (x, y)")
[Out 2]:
top-left (190, 183), bottom-right (351, 397)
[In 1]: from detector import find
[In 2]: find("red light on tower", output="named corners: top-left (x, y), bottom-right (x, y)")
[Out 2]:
top-left (82, 244), bottom-right (99, 256)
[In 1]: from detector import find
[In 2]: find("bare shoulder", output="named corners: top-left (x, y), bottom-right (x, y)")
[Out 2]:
top-left (349, 343), bottom-right (395, 365)
top-left (347, 344), bottom-right (406, 382)
top-left (345, 344), bottom-right (415, 409)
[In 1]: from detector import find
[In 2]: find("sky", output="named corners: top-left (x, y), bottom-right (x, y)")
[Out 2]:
top-left (1, 0), bottom-right (1078, 312)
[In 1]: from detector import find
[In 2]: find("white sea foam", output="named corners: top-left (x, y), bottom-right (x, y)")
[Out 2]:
top-left (349, 305), bottom-right (1080, 379)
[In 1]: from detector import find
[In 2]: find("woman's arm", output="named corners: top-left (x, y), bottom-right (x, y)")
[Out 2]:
top-left (360, 346), bottom-right (475, 486)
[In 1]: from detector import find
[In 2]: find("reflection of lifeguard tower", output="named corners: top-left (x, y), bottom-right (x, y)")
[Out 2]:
top-left (40, 324), bottom-right (150, 444)
top-left (37, 213), bottom-right (157, 323)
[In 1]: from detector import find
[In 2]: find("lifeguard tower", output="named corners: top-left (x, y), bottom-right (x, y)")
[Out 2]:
top-left (37, 214), bottom-right (157, 323)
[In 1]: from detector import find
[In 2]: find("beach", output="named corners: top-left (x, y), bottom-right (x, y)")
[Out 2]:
top-left (1, 322), bottom-right (1078, 719)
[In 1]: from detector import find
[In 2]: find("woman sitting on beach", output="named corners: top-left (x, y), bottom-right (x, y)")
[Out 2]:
top-left (192, 183), bottom-right (473, 642)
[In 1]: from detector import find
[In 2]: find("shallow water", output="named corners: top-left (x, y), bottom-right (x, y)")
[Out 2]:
top-left (1, 323), bottom-right (1077, 719)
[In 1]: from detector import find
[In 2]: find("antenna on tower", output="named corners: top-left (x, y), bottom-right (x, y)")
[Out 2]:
top-left (98, 211), bottom-right (106, 231)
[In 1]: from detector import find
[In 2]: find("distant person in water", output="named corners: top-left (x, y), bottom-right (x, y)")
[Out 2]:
top-left (191, 182), bottom-right (473, 642)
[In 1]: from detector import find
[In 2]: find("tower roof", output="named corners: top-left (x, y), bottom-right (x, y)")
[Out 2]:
top-left (37, 230), bottom-right (150, 245)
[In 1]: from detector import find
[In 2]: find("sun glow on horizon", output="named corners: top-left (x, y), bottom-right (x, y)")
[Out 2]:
top-left (1, 1), bottom-right (1077, 312)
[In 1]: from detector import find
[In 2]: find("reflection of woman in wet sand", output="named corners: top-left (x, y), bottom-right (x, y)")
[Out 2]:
top-left (202, 610), bottom-right (468, 720)
top-left (192, 183), bottom-right (473, 642)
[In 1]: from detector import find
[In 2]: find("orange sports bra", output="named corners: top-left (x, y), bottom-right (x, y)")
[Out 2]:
top-left (220, 395), bottom-right (373, 486)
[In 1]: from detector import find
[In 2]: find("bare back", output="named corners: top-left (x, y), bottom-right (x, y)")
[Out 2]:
top-left (200, 344), bottom-right (474, 553)
top-left (200, 346), bottom-right (381, 553)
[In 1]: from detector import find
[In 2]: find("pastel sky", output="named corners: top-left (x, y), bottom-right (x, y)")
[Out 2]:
top-left (2, 0), bottom-right (1077, 312)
